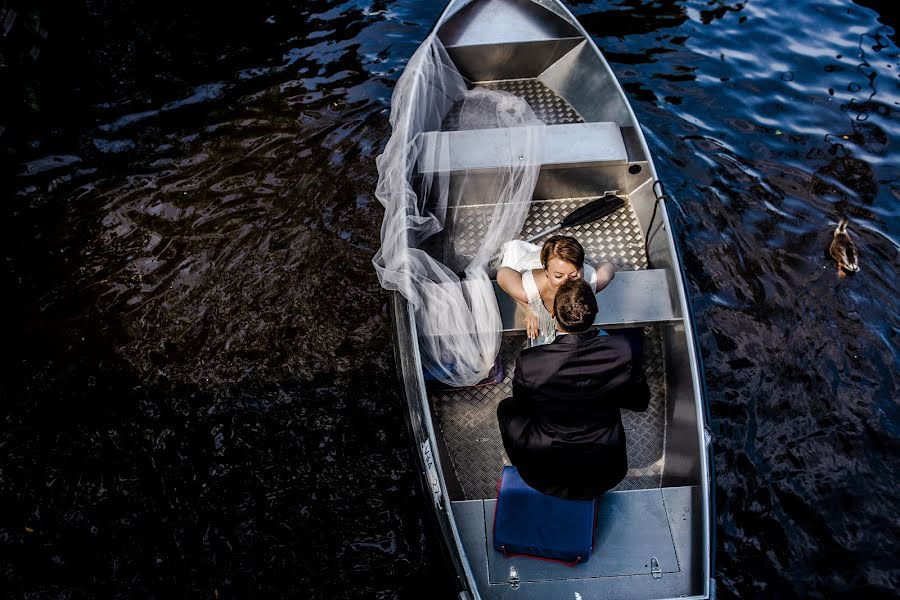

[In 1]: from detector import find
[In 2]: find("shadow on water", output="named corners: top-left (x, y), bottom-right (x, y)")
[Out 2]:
top-left (1, 0), bottom-right (899, 598)
top-left (2, 0), bottom-right (455, 598)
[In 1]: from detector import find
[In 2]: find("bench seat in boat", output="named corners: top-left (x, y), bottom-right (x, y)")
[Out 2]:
top-left (417, 121), bottom-right (633, 200)
top-left (417, 122), bottom-right (628, 174)
top-left (452, 486), bottom-right (699, 596)
top-left (494, 268), bottom-right (681, 332)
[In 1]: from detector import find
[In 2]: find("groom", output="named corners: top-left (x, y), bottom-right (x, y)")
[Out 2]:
top-left (497, 278), bottom-right (651, 500)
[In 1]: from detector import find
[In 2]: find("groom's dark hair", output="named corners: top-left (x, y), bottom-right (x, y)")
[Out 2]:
top-left (554, 279), bottom-right (598, 333)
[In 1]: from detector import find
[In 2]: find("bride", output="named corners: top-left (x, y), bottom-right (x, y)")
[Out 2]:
top-left (496, 236), bottom-right (615, 345)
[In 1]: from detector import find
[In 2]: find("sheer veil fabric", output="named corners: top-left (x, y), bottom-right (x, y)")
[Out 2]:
top-left (373, 33), bottom-right (545, 386)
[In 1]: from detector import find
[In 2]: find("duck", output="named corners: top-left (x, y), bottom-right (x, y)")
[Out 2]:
top-left (829, 218), bottom-right (859, 276)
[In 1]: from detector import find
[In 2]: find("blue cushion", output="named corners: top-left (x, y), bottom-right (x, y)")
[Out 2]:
top-left (493, 466), bottom-right (596, 564)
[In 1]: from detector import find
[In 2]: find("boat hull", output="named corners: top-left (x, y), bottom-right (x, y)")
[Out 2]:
top-left (385, 1), bottom-right (714, 597)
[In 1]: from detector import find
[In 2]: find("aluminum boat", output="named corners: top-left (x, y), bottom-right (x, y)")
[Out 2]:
top-left (387, 0), bottom-right (715, 597)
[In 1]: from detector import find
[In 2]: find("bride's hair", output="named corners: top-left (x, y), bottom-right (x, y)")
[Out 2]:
top-left (554, 279), bottom-right (598, 333)
top-left (540, 236), bottom-right (585, 270)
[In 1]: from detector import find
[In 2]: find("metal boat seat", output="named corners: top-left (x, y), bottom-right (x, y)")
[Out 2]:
top-left (414, 270), bottom-right (680, 338)
top-left (417, 122), bottom-right (629, 201)
top-left (418, 122), bottom-right (627, 173)
top-left (438, 0), bottom-right (583, 81)
top-left (494, 269), bottom-right (682, 331)
top-left (454, 486), bottom-right (697, 594)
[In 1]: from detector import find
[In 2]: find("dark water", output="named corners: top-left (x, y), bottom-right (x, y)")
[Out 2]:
top-left (1, 0), bottom-right (897, 598)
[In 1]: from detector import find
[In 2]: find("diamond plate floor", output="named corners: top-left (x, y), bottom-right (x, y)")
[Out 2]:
top-left (617, 328), bottom-right (667, 492)
top-left (442, 78), bottom-right (583, 131)
top-left (424, 195), bottom-right (647, 275)
top-left (432, 329), bottom-right (666, 500)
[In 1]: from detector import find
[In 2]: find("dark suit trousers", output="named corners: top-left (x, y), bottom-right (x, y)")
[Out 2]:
top-left (497, 395), bottom-right (627, 500)
top-left (497, 395), bottom-right (529, 465)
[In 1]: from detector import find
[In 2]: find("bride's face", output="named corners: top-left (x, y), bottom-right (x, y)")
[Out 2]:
top-left (545, 257), bottom-right (582, 290)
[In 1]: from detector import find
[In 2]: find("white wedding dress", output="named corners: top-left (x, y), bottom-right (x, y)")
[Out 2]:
top-left (372, 33), bottom-right (546, 387)
top-left (497, 241), bottom-right (598, 346)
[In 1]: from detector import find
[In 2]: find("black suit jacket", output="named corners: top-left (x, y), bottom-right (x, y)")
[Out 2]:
top-left (498, 330), bottom-right (650, 500)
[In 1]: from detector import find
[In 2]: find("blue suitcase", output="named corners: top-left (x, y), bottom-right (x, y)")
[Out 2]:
top-left (492, 466), bottom-right (596, 565)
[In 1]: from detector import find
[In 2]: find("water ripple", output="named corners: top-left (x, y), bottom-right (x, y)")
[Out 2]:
top-left (2, 0), bottom-right (898, 598)
top-left (576, 0), bottom-right (899, 596)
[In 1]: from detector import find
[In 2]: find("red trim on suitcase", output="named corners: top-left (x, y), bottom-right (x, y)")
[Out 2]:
top-left (499, 545), bottom-right (583, 567)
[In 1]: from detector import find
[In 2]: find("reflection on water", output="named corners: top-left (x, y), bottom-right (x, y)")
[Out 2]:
top-left (2, 0), bottom-right (898, 597)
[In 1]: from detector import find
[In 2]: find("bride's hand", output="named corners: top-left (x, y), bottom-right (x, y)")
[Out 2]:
top-left (525, 310), bottom-right (540, 340)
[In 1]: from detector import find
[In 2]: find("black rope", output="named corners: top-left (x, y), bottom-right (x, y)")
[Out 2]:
top-left (646, 180), bottom-right (668, 260)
